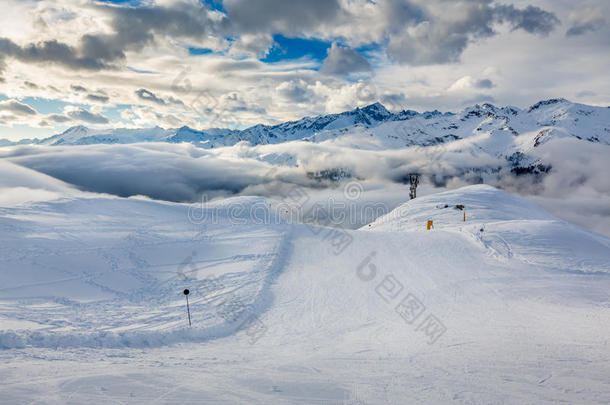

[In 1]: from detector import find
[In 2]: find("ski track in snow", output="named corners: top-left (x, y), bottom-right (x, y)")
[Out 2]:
top-left (0, 197), bottom-right (293, 349)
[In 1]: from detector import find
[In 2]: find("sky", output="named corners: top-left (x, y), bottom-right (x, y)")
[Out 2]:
top-left (0, 0), bottom-right (608, 141)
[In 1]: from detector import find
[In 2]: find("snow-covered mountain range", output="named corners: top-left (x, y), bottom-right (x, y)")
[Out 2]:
top-left (4, 98), bottom-right (609, 150)
top-left (3, 98), bottom-right (609, 188)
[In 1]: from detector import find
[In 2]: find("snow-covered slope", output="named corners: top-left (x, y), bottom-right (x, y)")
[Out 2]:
top-left (367, 185), bottom-right (610, 273)
top-left (1, 184), bottom-right (610, 403)
top-left (0, 195), bottom-right (290, 348)
top-left (0, 185), bottom-right (608, 345)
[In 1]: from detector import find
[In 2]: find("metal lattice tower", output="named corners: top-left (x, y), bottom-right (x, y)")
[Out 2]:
top-left (409, 174), bottom-right (419, 200)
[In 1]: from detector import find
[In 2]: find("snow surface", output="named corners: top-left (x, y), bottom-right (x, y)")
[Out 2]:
top-left (1, 182), bottom-right (609, 403)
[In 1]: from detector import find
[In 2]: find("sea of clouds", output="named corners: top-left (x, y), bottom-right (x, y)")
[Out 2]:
top-left (1, 137), bottom-right (609, 236)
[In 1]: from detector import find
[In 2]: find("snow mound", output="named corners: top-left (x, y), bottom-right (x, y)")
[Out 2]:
top-left (0, 195), bottom-right (289, 349)
top-left (0, 160), bottom-right (83, 206)
top-left (366, 185), bottom-right (610, 273)
top-left (368, 184), bottom-right (553, 228)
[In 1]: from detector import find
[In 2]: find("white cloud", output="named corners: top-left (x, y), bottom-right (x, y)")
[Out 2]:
top-left (63, 106), bottom-right (108, 124)
top-left (448, 76), bottom-right (495, 92)
top-left (518, 138), bottom-right (610, 237)
top-left (320, 43), bottom-right (371, 76)
top-left (1, 139), bottom-right (502, 202)
top-left (0, 0), bottom-right (607, 138)
top-left (566, 8), bottom-right (606, 36)
top-left (0, 100), bottom-right (37, 116)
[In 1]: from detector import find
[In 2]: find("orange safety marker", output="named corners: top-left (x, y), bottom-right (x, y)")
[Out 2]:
top-left (463, 211), bottom-right (466, 222)
top-left (427, 220), bottom-right (433, 230)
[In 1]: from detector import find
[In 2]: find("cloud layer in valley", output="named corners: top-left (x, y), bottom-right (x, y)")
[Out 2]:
top-left (2, 136), bottom-right (610, 236)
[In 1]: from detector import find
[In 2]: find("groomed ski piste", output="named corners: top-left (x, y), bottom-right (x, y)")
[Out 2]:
top-left (1, 166), bottom-right (609, 403)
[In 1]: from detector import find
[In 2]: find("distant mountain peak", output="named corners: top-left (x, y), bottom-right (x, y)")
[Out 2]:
top-left (528, 98), bottom-right (570, 112)
top-left (360, 102), bottom-right (390, 115)
top-left (175, 125), bottom-right (200, 133)
top-left (63, 125), bottom-right (88, 133)
top-left (362, 101), bottom-right (386, 110)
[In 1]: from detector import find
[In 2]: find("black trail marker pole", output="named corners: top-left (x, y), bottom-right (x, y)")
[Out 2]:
top-left (183, 289), bottom-right (192, 327)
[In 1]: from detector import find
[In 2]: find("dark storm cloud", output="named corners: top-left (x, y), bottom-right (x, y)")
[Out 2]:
top-left (211, 60), bottom-right (261, 73)
top-left (387, 4), bottom-right (492, 64)
top-left (383, 0), bottom-right (427, 29)
top-left (66, 108), bottom-right (109, 124)
top-left (0, 1), bottom-right (220, 73)
top-left (387, 29), bottom-right (472, 65)
top-left (387, 1), bottom-right (559, 65)
top-left (167, 96), bottom-right (184, 106)
top-left (134, 89), bottom-right (184, 107)
top-left (0, 38), bottom-right (113, 72)
top-left (276, 80), bottom-right (310, 103)
top-left (493, 4), bottom-right (560, 35)
top-left (223, 0), bottom-right (342, 35)
top-left (71, 85), bottom-right (88, 93)
top-left (46, 114), bottom-right (72, 123)
top-left (475, 79), bottom-right (494, 89)
top-left (320, 43), bottom-right (371, 76)
top-left (87, 94), bottom-right (110, 103)
top-left (0, 0), bottom-right (564, 75)
top-left (104, 2), bottom-right (217, 42)
top-left (566, 18), bottom-right (606, 36)
top-left (135, 88), bottom-right (166, 105)
top-left (79, 1), bottom-right (221, 65)
top-left (0, 100), bottom-right (37, 116)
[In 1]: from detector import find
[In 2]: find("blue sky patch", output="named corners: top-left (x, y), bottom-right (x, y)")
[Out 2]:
top-left (96, 0), bottom-right (143, 5)
top-left (202, 0), bottom-right (225, 12)
top-left (127, 66), bottom-right (157, 74)
top-left (104, 104), bottom-right (132, 124)
top-left (188, 47), bottom-right (214, 56)
top-left (261, 35), bottom-right (332, 64)
top-left (19, 97), bottom-right (68, 115)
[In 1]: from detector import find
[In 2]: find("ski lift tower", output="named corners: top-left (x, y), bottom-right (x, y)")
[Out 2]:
top-left (408, 173), bottom-right (420, 200)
